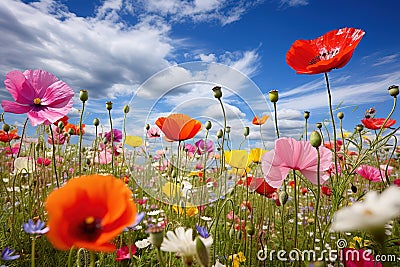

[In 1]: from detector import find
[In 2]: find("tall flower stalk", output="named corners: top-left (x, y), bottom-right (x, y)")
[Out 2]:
top-left (78, 90), bottom-right (88, 175)
top-left (106, 101), bottom-right (114, 174)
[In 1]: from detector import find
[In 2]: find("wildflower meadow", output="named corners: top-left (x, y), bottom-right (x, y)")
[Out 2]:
top-left (1, 27), bottom-right (400, 267)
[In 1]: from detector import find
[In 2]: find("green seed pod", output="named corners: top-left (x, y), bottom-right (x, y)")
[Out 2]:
top-left (79, 90), bottom-right (88, 102)
top-left (310, 130), bottom-right (322, 148)
top-left (269, 90), bottom-right (279, 103)
top-left (212, 86), bottom-right (222, 99)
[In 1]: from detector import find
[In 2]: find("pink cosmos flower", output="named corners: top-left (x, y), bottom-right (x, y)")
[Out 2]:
top-left (355, 165), bottom-right (392, 183)
top-left (1, 70), bottom-right (74, 126)
top-left (261, 138), bottom-right (333, 188)
top-left (37, 157), bottom-right (51, 166)
top-left (147, 126), bottom-right (161, 138)
top-left (195, 139), bottom-right (214, 155)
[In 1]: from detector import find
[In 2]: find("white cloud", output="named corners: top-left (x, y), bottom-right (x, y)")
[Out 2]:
top-left (372, 54), bottom-right (399, 67)
top-left (279, 0), bottom-right (309, 8)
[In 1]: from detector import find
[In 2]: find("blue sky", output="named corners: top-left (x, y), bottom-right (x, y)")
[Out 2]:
top-left (0, 0), bottom-right (399, 149)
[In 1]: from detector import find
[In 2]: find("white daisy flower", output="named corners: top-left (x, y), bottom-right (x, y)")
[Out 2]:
top-left (331, 186), bottom-right (400, 232)
top-left (135, 238), bottom-right (151, 249)
top-left (161, 227), bottom-right (213, 259)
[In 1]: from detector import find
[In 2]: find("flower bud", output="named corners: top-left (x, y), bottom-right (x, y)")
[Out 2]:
top-left (304, 111), bottom-right (310, 120)
top-left (123, 105), bottom-right (130, 114)
top-left (337, 112), bottom-right (344, 120)
top-left (225, 126), bottom-right (231, 133)
top-left (243, 126), bottom-right (250, 137)
top-left (268, 90), bottom-right (279, 103)
top-left (316, 122), bottom-right (322, 129)
top-left (106, 101), bottom-right (113, 111)
top-left (145, 123), bottom-right (150, 130)
top-left (356, 124), bottom-right (364, 132)
top-left (68, 128), bottom-right (75, 135)
top-left (388, 85), bottom-right (399, 97)
top-left (205, 121), bottom-right (212, 130)
top-left (310, 130), bottom-right (322, 148)
top-left (212, 86), bottom-right (222, 99)
top-left (57, 121), bottom-right (64, 130)
top-left (147, 225), bottom-right (164, 249)
top-left (2, 123), bottom-right (10, 132)
top-left (279, 191), bottom-right (288, 206)
top-left (245, 223), bottom-right (255, 236)
top-left (79, 90), bottom-right (88, 102)
top-left (217, 129), bottom-right (223, 139)
top-left (93, 118), bottom-right (100, 127)
top-left (195, 236), bottom-right (210, 267)
top-left (351, 184), bottom-right (357, 193)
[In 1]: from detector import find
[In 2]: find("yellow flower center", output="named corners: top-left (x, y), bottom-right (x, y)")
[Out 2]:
top-left (33, 98), bottom-right (41, 105)
top-left (83, 216), bottom-right (102, 236)
top-left (363, 209), bottom-right (373, 216)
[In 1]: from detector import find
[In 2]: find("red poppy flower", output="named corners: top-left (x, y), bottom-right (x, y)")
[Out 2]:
top-left (252, 115), bottom-right (269, 125)
top-left (286, 28), bottom-right (365, 74)
top-left (53, 115), bottom-right (69, 126)
top-left (0, 129), bottom-right (20, 142)
top-left (361, 118), bottom-right (396, 130)
top-left (64, 123), bottom-right (85, 135)
top-left (45, 174), bottom-right (137, 252)
top-left (116, 244), bottom-right (137, 261)
top-left (321, 186), bottom-right (332, 196)
top-left (238, 177), bottom-right (277, 198)
top-left (155, 113), bottom-right (202, 142)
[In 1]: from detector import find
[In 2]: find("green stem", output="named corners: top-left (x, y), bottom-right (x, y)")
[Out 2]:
top-left (49, 126), bottom-right (60, 188)
top-left (218, 98), bottom-right (227, 175)
top-left (16, 118), bottom-right (28, 158)
top-left (78, 101), bottom-right (86, 175)
top-left (375, 96), bottom-right (397, 140)
top-left (260, 124), bottom-right (266, 149)
top-left (313, 147), bottom-right (321, 248)
top-left (89, 251), bottom-right (96, 267)
top-left (293, 170), bottom-right (298, 249)
top-left (273, 102), bottom-right (280, 138)
top-left (108, 109), bottom-right (115, 174)
top-left (324, 73), bottom-right (339, 184)
top-left (67, 247), bottom-right (74, 267)
top-left (31, 237), bottom-right (36, 267)
top-left (156, 247), bottom-right (166, 267)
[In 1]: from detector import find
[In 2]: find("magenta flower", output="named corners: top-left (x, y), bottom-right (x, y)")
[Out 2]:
top-left (355, 165), bottom-right (391, 183)
top-left (195, 139), bottom-right (214, 155)
top-left (1, 70), bottom-right (74, 126)
top-left (115, 244), bottom-right (137, 261)
top-left (341, 248), bottom-right (382, 267)
top-left (261, 138), bottom-right (332, 188)
top-left (104, 129), bottom-right (122, 143)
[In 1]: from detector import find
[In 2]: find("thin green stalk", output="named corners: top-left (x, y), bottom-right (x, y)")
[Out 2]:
top-left (108, 109), bottom-right (115, 174)
top-left (78, 100), bottom-right (86, 175)
top-left (16, 118), bottom-right (28, 158)
top-left (293, 170), bottom-right (298, 249)
top-left (273, 102), bottom-right (280, 138)
top-left (156, 247), bottom-right (166, 267)
top-left (324, 73), bottom-right (339, 184)
top-left (49, 126), bottom-right (60, 188)
top-left (375, 96), bottom-right (397, 140)
top-left (260, 124), bottom-right (266, 149)
top-left (68, 247), bottom-right (74, 267)
top-left (89, 251), bottom-right (95, 267)
top-left (313, 147), bottom-right (321, 248)
top-left (31, 237), bottom-right (36, 267)
top-left (218, 98), bottom-right (227, 175)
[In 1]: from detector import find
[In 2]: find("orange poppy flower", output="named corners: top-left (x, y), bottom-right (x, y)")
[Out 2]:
top-left (45, 174), bottom-right (137, 252)
top-left (0, 129), bottom-right (20, 142)
top-left (286, 28), bottom-right (365, 74)
top-left (252, 115), bottom-right (269, 125)
top-left (53, 115), bottom-right (69, 126)
top-left (64, 123), bottom-right (85, 135)
top-left (361, 118), bottom-right (396, 130)
top-left (155, 113), bottom-right (202, 142)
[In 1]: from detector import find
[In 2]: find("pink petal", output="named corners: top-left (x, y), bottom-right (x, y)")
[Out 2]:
top-left (23, 70), bottom-right (59, 97)
top-left (41, 80), bottom-right (74, 108)
top-left (262, 149), bottom-right (290, 188)
top-left (4, 70), bottom-right (35, 104)
top-left (1, 100), bottom-right (32, 114)
top-left (27, 107), bottom-right (70, 126)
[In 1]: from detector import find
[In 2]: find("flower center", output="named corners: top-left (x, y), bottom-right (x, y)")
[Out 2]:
top-left (33, 98), bottom-right (41, 105)
top-left (82, 216), bottom-right (102, 238)
top-left (363, 209), bottom-right (373, 216)
top-left (308, 48), bottom-right (341, 65)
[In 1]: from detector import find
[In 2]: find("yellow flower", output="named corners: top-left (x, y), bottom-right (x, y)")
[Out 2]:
top-left (224, 150), bottom-right (250, 169)
top-left (228, 251), bottom-right (246, 267)
top-left (349, 236), bottom-right (372, 249)
top-left (125, 135), bottom-right (143, 147)
top-left (172, 204), bottom-right (198, 217)
top-left (249, 148), bottom-right (267, 163)
top-left (162, 182), bottom-right (181, 198)
top-left (340, 132), bottom-right (352, 139)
